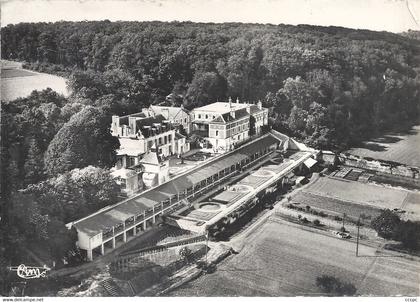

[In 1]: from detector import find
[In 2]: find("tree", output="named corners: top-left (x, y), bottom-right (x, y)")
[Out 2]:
top-left (316, 275), bottom-right (357, 296)
top-left (179, 246), bottom-right (193, 263)
top-left (393, 220), bottom-right (420, 250)
top-left (23, 138), bottom-right (45, 185)
top-left (186, 71), bottom-right (227, 108)
top-left (25, 166), bottom-right (120, 223)
top-left (44, 106), bottom-right (120, 176)
top-left (371, 209), bottom-right (400, 239)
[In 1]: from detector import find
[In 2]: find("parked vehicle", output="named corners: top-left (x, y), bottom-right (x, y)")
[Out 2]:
top-left (332, 231), bottom-right (351, 239)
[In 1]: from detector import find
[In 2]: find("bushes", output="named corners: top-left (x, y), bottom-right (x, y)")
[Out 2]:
top-left (371, 209), bottom-right (420, 251)
top-left (313, 219), bottom-right (321, 226)
top-left (316, 275), bottom-right (357, 296)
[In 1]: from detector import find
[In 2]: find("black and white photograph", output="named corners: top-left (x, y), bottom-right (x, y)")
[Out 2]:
top-left (1, 0), bottom-right (420, 299)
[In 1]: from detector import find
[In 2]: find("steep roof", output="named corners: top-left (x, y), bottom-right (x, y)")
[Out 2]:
top-left (135, 114), bottom-right (166, 130)
top-left (175, 132), bottom-right (186, 140)
top-left (248, 104), bottom-right (265, 114)
top-left (210, 108), bottom-right (249, 124)
top-left (140, 151), bottom-right (162, 166)
top-left (150, 105), bottom-right (189, 120)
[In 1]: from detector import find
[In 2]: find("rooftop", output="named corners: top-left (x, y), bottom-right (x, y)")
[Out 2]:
top-left (211, 108), bottom-right (250, 123)
top-left (149, 105), bottom-right (189, 120)
top-left (73, 134), bottom-right (282, 236)
top-left (117, 137), bottom-right (144, 156)
top-left (193, 101), bottom-right (249, 114)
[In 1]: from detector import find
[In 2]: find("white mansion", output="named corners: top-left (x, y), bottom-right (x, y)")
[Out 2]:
top-left (192, 98), bottom-right (269, 152)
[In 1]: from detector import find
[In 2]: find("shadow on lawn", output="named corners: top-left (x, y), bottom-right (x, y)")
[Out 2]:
top-left (358, 142), bottom-right (388, 152)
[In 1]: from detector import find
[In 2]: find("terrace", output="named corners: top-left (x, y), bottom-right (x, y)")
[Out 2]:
top-left (172, 149), bottom-right (313, 229)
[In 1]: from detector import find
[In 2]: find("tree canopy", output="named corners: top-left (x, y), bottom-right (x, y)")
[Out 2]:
top-left (44, 106), bottom-right (119, 175)
top-left (2, 21), bottom-right (420, 149)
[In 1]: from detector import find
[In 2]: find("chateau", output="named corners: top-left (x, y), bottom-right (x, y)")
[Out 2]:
top-left (191, 98), bottom-right (269, 152)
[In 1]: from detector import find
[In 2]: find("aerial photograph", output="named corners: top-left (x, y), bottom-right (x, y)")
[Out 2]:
top-left (1, 0), bottom-right (420, 300)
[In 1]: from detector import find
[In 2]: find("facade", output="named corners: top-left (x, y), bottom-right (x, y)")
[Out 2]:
top-left (111, 114), bottom-right (177, 157)
top-left (140, 145), bottom-right (170, 188)
top-left (111, 112), bottom-right (190, 196)
top-left (111, 167), bottom-right (142, 196)
top-left (191, 98), bottom-right (269, 152)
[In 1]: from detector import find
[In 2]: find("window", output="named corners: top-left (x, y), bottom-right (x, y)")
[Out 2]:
top-left (198, 114), bottom-right (201, 119)
top-left (184, 118), bottom-right (187, 123)
top-left (164, 136), bottom-right (167, 144)
top-left (216, 130), bottom-right (219, 137)
top-left (205, 114), bottom-right (208, 119)
top-left (158, 137), bottom-right (162, 145)
top-left (168, 135), bottom-right (172, 142)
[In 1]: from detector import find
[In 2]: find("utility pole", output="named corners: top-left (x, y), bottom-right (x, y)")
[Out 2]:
top-left (356, 216), bottom-right (361, 257)
top-left (356, 213), bottom-right (366, 257)
top-left (205, 229), bottom-right (209, 266)
top-left (342, 213), bottom-right (346, 231)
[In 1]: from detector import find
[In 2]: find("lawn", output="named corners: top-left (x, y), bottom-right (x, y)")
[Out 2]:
top-left (305, 177), bottom-right (408, 210)
top-left (290, 191), bottom-right (381, 221)
top-left (167, 219), bottom-right (420, 296)
top-left (348, 125), bottom-right (420, 167)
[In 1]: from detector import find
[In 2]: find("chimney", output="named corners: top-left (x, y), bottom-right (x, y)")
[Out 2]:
top-left (258, 100), bottom-right (262, 110)
top-left (246, 103), bottom-right (251, 114)
top-left (236, 97), bottom-right (240, 104)
top-left (228, 97), bottom-right (232, 108)
top-left (111, 115), bottom-right (120, 136)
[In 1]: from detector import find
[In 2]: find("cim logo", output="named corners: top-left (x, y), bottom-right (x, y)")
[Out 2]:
top-left (9, 264), bottom-right (51, 279)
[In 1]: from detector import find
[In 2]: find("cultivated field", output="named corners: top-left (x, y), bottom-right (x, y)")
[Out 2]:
top-left (168, 219), bottom-right (420, 296)
top-left (348, 125), bottom-right (420, 167)
top-left (1, 66), bottom-right (69, 101)
top-left (305, 177), bottom-right (408, 210)
top-left (290, 191), bottom-right (382, 221)
top-left (402, 192), bottom-right (420, 221)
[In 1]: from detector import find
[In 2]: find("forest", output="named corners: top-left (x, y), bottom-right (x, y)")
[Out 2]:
top-left (1, 21), bottom-right (420, 283)
top-left (2, 21), bottom-right (420, 150)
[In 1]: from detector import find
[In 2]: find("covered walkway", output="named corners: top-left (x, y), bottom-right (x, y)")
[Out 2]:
top-left (71, 134), bottom-right (282, 260)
